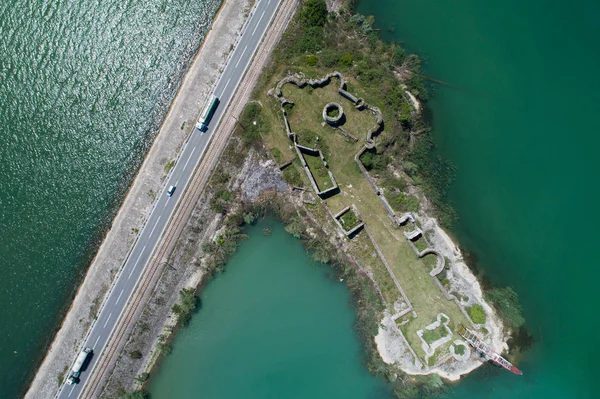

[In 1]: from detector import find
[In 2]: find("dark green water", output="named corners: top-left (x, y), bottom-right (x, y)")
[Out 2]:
top-left (0, 1), bottom-right (221, 397)
top-left (148, 220), bottom-right (392, 399)
top-left (358, 0), bottom-right (600, 398)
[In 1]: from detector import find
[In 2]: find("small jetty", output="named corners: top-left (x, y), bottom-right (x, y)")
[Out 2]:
top-left (458, 325), bottom-right (523, 375)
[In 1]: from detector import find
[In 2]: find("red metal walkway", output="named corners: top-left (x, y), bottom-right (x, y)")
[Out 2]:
top-left (458, 325), bottom-right (523, 375)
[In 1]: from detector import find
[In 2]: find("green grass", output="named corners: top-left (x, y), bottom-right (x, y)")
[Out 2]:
top-left (467, 304), bottom-right (487, 325)
top-left (271, 147), bottom-right (282, 163)
top-left (282, 78), bottom-right (377, 146)
top-left (385, 190), bottom-right (420, 213)
top-left (164, 160), bottom-right (176, 174)
top-left (303, 152), bottom-right (334, 191)
top-left (421, 253), bottom-right (437, 270)
top-left (296, 129), bottom-right (319, 148)
top-left (422, 324), bottom-right (449, 345)
top-left (257, 67), bottom-right (471, 363)
top-left (339, 208), bottom-right (360, 231)
top-left (350, 233), bottom-right (402, 306)
top-left (57, 365), bottom-right (69, 385)
top-left (412, 236), bottom-right (429, 252)
top-left (454, 344), bottom-right (466, 356)
top-left (282, 163), bottom-right (304, 186)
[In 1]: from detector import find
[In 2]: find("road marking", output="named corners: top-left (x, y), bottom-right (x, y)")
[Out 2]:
top-left (115, 289), bottom-right (124, 305)
top-left (68, 385), bottom-right (75, 397)
top-left (128, 246), bottom-right (146, 279)
top-left (58, 5), bottom-right (281, 396)
top-left (183, 146), bottom-right (197, 169)
top-left (164, 199), bottom-right (169, 207)
top-left (175, 180), bottom-right (179, 186)
top-left (149, 216), bottom-right (161, 237)
top-left (235, 46), bottom-right (248, 68)
top-left (93, 335), bottom-right (101, 348)
top-left (252, 10), bottom-right (266, 36)
top-left (220, 78), bottom-right (231, 98)
top-left (103, 313), bottom-right (112, 329)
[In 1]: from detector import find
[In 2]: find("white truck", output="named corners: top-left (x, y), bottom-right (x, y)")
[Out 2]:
top-left (196, 95), bottom-right (219, 131)
top-left (66, 347), bottom-right (93, 385)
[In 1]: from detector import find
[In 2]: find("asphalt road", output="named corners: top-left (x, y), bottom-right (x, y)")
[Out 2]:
top-left (57, 1), bottom-right (281, 397)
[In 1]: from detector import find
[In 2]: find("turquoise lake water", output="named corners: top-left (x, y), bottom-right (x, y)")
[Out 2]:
top-left (357, 0), bottom-right (600, 398)
top-left (3, 0), bottom-right (599, 397)
top-left (0, 0), bottom-right (221, 397)
top-left (148, 220), bottom-right (392, 399)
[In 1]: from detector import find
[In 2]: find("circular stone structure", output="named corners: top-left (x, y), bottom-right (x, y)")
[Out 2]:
top-left (323, 102), bottom-right (344, 125)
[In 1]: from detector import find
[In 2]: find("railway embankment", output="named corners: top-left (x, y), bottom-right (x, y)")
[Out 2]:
top-left (24, 0), bottom-right (254, 397)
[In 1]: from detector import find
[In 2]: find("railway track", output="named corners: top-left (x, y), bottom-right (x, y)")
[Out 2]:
top-left (80, 1), bottom-right (298, 397)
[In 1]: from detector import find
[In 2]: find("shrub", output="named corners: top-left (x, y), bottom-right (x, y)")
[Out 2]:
top-left (217, 189), bottom-right (232, 202)
top-left (129, 350), bottom-right (143, 359)
top-left (485, 287), bottom-right (525, 329)
top-left (327, 107), bottom-right (339, 117)
top-left (382, 174), bottom-right (407, 192)
top-left (209, 197), bottom-right (225, 214)
top-left (157, 343), bottom-right (172, 355)
top-left (283, 166), bottom-right (303, 186)
top-left (407, 132), bottom-right (457, 227)
top-left (400, 101), bottom-right (413, 125)
top-left (283, 102), bottom-right (294, 115)
top-left (244, 212), bottom-right (257, 225)
top-left (467, 304), bottom-right (487, 324)
top-left (407, 74), bottom-right (428, 101)
top-left (201, 242), bottom-right (213, 254)
top-left (213, 170), bottom-right (230, 184)
top-left (171, 289), bottom-right (198, 327)
top-left (225, 211), bottom-right (244, 227)
top-left (385, 85), bottom-right (406, 112)
top-left (340, 53), bottom-right (353, 67)
top-left (360, 150), bottom-right (388, 171)
top-left (118, 390), bottom-right (149, 399)
top-left (392, 44), bottom-right (406, 66)
top-left (305, 54), bottom-right (318, 66)
top-left (319, 49), bottom-right (342, 68)
top-left (402, 161), bottom-right (418, 176)
top-left (385, 191), bottom-right (419, 213)
top-left (284, 217), bottom-right (304, 238)
top-left (287, 25), bottom-right (324, 55)
top-left (135, 373), bottom-right (149, 383)
top-left (299, 0), bottom-right (328, 27)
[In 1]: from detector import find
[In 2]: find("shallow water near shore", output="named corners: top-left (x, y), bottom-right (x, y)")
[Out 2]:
top-left (148, 219), bottom-right (392, 399)
top-left (358, 0), bottom-right (600, 398)
top-left (0, 0), bottom-right (222, 397)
